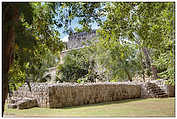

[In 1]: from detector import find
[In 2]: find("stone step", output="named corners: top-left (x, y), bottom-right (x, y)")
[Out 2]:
top-left (7, 103), bottom-right (17, 109)
top-left (146, 82), bottom-right (168, 98)
top-left (151, 90), bottom-right (165, 93)
top-left (149, 90), bottom-right (164, 94)
top-left (148, 88), bottom-right (162, 91)
top-left (147, 87), bottom-right (159, 90)
top-left (156, 94), bottom-right (168, 98)
top-left (147, 85), bottom-right (159, 88)
top-left (153, 92), bottom-right (166, 95)
top-left (15, 98), bottom-right (38, 109)
top-left (152, 89), bottom-right (166, 93)
top-left (147, 84), bottom-right (155, 86)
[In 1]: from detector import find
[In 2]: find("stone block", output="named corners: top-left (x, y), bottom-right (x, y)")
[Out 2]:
top-left (8, 104), bottom-right (17, 109)
top-left (16, 98), bottom-right (38, 109)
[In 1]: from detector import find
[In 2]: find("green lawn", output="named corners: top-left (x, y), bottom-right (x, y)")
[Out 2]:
top-left (4, 97), bottom-right (175, 117)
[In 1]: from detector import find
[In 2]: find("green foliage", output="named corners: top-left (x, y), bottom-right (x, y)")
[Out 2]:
top-left (96, 2), bottom-right (175, 83)
top-left (57, 49), bottom-right (90, 82)
top-left (8, 60), bottom-right (26, 91)
top-left (96, 33), bottom-right (141, 81)
top-left (153, 51), bottom-right (174, 85)
top-left (8, 2), bottom-right (65, 90)
top-left (53, 2), bottom-right (104, 33)
top-left (8, 2), bottom-right (175, 87)
top-left (57, 42), bottom-right (108, 83)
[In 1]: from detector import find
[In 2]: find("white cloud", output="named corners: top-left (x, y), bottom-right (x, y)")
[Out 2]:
top-left (61, 35), bottom-right (68, 42)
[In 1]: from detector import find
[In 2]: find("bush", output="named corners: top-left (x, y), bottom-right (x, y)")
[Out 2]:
top-left (57, 49), bottom-right (91, 82)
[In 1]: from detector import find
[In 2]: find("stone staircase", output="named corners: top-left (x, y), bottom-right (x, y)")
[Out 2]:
top-left (146, 82), bottom-right (168, 98)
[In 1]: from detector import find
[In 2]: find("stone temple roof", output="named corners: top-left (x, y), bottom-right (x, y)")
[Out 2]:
top-left (69, 30), bottom-right (96, 38)
top-left (67, 30), bottom-right (97, 50)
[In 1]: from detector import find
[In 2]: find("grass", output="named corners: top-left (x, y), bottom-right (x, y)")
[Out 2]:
top-left (4, 97), bottom-right (175, 117)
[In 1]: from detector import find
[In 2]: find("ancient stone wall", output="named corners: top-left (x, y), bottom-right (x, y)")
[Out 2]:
top-left (11, 83), bottom-right (49, 108)
top-left (8, 81), bottom-right (175, 109)
top-left (48, 82), bottom-right (141, 108)
top-left (167, 85), bottom-right (175, 97)
top-left (9, 82), bottom-right (141, 108)
top-left (139, 83), bottom-right (151, 98)
top-left (11, 81), bottom-right (175, 109)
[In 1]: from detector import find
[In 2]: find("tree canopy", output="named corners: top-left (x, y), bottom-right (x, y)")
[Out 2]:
top-left (56, 2), bottom-right (174, 84)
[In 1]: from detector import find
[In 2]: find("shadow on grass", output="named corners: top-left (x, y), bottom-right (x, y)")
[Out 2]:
top-left (55, 98), bottom-right (146, 110)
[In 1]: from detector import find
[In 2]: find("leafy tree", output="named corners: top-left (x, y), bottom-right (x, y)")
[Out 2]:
top-left (97, 2), bottom-right (175, 82)
top-left (57, 49), bottom-right (90, 82)
top-left (3, 2), bottom-right (102, 114)
top-left (3, 3), bottom-right (33, 115)
top-left (53, 2), bottom-right (104, 34)
top-left (94, 31), bottom-right (141, 81)
top-left (2, 2), bottom-right (64, 116)
top-left (57, 42), bottom-right (107, 83)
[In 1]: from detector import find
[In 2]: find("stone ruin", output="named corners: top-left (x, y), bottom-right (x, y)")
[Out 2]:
top-left (7, 80), bottom-right (175, 109)
top-left (67, 30), bottom-right (97, 49)
top-left (7, 82), bottom-right (141, 109)
top-left (60, 30), bottom-right (97, 64)
top-left (7, 30), bottom-right (175, 109)
top-left (7, 83), bottom-right (48, 109)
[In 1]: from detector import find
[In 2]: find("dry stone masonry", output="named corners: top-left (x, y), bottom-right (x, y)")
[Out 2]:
top-left (8, 83), bottom-right (49, 109)
top-left (48, 82), bottom-right (141, 108)
top-left (139, 80), bottom-right (175, 98)
top-left (7, 81), bottom-right (174, 109)
top-left (8, 82), bottom-right (141, 109)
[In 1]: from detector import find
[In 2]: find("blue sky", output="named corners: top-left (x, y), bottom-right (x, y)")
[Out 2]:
top-left (58, 17), bottom-right (82, 42)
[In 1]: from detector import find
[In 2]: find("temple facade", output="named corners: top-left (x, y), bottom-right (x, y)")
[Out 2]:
top-left (60, 30), bottom-right (97, 64)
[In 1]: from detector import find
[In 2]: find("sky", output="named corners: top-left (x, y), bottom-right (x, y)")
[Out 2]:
top-left (59, 17), bottom-right (82, 42)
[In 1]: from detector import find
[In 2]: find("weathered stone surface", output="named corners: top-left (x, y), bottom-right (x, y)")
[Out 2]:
top-left (8, 83), bottom-right (49, 108)
top-left (167, 85), bottom-right (175, 97)
top-left (67, 30), bottom-right (96, 49)
top-left (16, 98), bottom-right (38, 109)
top-left (139, 80), bottom-right (174, 98)
top-left (7, 104), bottom-right (17, 109)
top-left (48, 82), bottom-right (141, 108)
top-left (8, 98), bottom-right (20, 104)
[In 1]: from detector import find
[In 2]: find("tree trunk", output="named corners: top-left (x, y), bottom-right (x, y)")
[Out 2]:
top-left (142, 47), bottom-right (151, 69)
top-left (139, 48), bottom-right (145, 82)
top-left (26, 81), bottom-right (32, 92)
top-left (142, 47), bottom-right (158, 80)
top-left (118, 57), bottom-right (132, 82)
top-left (12, 83), bottom-right (17, 91)
top-left (124, 68), bottom-right (132, 82)
top-left (151, 65), bottom-right (158, 80)
top-left (2, 3), bottom-right (18, 117)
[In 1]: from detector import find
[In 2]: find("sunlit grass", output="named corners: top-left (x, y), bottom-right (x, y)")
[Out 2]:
top-left (4, 97), bottom-right (175, 117)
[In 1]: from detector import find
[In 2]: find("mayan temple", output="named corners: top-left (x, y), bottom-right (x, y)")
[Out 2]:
top-left (60, 30), bottom-right (97, 64)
